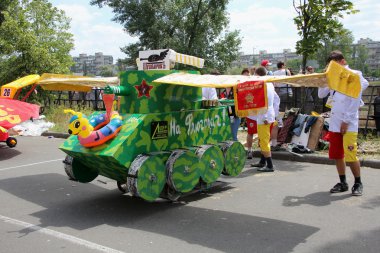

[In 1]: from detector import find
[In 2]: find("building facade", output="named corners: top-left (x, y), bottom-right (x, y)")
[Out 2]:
top-left (232, 49), bottom-right (302, 69)
top-left (357, 38), bottom-right (380, 72)
top-left (71, 52), bottom-right (114, 76)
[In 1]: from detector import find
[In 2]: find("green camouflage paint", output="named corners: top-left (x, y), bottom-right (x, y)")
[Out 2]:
top-left (166, 150), bottom-right (201, 193)
top-left (127, 153), bottom-right (168, 201)
top-left (60, 69), bottom-right (246, 201)
top-left (220, 141), bottom-right (247, 176)
top-left (196, 145), bottom-right (225, 184)
top-left (119, 70), bottom-right (201, 114)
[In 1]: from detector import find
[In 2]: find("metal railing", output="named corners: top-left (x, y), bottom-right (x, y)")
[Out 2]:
top-left (51, 90), bottom-right (105, 110)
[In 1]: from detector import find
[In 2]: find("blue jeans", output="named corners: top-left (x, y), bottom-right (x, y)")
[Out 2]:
top-left (230, 117), bottom-right (241, 141)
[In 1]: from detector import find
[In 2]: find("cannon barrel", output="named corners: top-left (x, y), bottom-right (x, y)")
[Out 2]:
top-left (104, 85), bottom-right (132, 96)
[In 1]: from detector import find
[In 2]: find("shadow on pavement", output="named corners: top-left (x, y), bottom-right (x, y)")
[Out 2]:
top-left (238, 159), bottom-right (306, 178)
top-left (283, 192), bottom-right (352, 207)
top-left (0, 145), bottom-right (22, 161)
top-left (0, 173), bottom-right (319, 253)
top-left (361, 196), bottom-right (380, 209)
top-left (317, 227), bottom-right (380, 253)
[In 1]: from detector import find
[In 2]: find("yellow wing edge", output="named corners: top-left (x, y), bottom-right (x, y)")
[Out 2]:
top-left (1, 73), bottom-right (120, 98)
top-left (153, 61), bottom-right (361, 98)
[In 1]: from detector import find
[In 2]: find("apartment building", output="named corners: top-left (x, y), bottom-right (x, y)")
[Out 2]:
top-left (71, 52), bottom-right (114, 76)
top-left (232, 49), bottom-right (301, 69)
top-left (357, 38), bottom-right (380, 71)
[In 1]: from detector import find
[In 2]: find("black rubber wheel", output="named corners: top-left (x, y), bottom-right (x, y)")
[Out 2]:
top-left (6, 137), bottom-right (17, 148)
top-left (117, 181), bottom-right (128, 193)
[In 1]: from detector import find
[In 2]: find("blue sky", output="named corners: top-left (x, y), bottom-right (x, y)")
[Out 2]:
top-left (50, 0), bottom-right (379, 60)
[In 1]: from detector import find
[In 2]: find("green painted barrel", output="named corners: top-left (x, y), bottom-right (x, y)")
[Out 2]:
top-left (127, 154), bottom-right (166, 201)
top-left (219, 141), bottom-right (246, 176)
top-left (196, 145), bottom-right (224, 183)
top-left (166, 150), bottom-right (201, 193)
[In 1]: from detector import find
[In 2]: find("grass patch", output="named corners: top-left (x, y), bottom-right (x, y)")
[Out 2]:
top-left (43, 105), bottom-right (95, 133)
top-left (370, 81), bottom-right (380, 86)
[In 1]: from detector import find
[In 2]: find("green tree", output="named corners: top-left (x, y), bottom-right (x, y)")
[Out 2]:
top-left (98, 65), bottom-right (116, 77)
top-left (225, 66), bottom-right (245, 75)
top-left (0, 0), bottom-right (74, 84)
top-left (90, 0), bottom-right (241, 72)
top-left (293, 0), bottom-right (357, 73)
top-left (352, 44), bottom-right (368, 74)
top-left (370, 69), bottom-right (380, 78)
top-left (285, 58), bottom-right (302, 74)
top-left (0, 0), bottom-right (12, 26)
top-left (116, 58), bottom-right (128, 72)
top-left (316, 27), bottom-right (354, 69)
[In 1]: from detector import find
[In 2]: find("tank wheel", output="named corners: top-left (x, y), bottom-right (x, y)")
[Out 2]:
top-left (219, 141), bottom-right (246, 176)
top-left (62, 155), bottom-right (99, 183)
top-left (6, 137), bottom-right (17, 148)
top-left (166, 149), bottom-right (201, 193)
top-left (127, 154), bottom-right (166, 201)
top-left (63, 155), bottom-right (76, 180)
top-left (117, 181), bottom-right (128, 193)
top-left (196, 145), bottom-right (224, 184)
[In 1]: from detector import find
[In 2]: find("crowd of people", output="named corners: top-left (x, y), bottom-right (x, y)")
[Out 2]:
top-left (203, 50), bottom-right (369, 196)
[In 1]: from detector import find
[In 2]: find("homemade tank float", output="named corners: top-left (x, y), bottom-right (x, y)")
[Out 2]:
top-left (34, 49), bottom-right (360, 202)
top-left (61, 49), bottom-right (247, 201)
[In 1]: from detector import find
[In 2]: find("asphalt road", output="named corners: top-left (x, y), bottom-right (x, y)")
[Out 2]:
top-left (1, 136), bottom-right (380, 253)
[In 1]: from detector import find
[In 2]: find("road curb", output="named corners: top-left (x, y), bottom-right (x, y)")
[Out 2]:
top-left (362, 159), bottom-right (380, 169)
top-left (43, 132), bottom-right (380, 169)
top-left (41, 132), bottom-right (70, 139)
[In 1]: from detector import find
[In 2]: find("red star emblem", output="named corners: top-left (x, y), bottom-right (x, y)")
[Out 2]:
top-left (347, 145), bottom-right (354, 151)
top-left (135, 79), bottom-right (153, 98)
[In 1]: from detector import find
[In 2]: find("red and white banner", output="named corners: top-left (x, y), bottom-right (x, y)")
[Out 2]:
top-left (234, 81), bottom-right (268, 117)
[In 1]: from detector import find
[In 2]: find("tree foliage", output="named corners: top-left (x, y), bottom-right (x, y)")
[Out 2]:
top-left (0, 0), bottom-right (74, 85)
top-left (98, 65), bottom-right (116, 77)
top-left (316, 27), bottom-right (354, 69)
top-left (90, 0), bottom-right (241, 72)
top-left (352, 44), bottom-right (369, 74)
top-left (0, 0), bottom-right (12, 26)
top-left (293, 0), bottom-right (357, 73)
top-left (286, 58), bottom-right (302, 74)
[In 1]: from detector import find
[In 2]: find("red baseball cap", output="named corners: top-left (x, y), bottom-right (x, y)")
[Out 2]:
top-left (261, 59), bottom-right (271, 67)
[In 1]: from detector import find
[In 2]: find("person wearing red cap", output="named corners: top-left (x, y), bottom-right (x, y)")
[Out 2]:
top-left (261, 60), bottom-right (273, 75)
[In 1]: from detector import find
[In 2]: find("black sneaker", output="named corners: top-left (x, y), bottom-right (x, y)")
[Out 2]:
top-left (251, 162), bottom-right (265, 168)
top-left (247, 151), bottom-right (253, 159)
top-left (330, 182), bottom-right (349, 193)
top-left (351, 183), bottom-right (363, 196)
top-left (257, 167), bottom-right (274, 172)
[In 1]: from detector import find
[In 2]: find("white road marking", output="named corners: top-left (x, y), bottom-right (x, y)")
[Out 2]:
top-left (0, 215), bottom-right (125, 253)
top-left (0, 159), bottom-right (63, 171)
